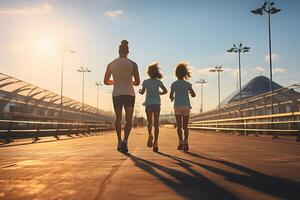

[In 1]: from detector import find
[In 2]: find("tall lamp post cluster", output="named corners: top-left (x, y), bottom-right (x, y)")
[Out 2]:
top-left (95, 81), bottom-right (103, 115)
top-left (227, 43), bottom-right (250, 111)
top-left (209, 66), bottom-right (223, 118)
top-left (251, 0), bottom-right (281, 115)
top-left (199, 1), bottom-right (281, 118)
top-left (195, 79), bottom-right (207, 113)
top-left (77, 66), bottom-right (92, 113)
top-left (60, 49), bottom-right (103, 123)
top-left (60, 48), bottom-right (76, 122)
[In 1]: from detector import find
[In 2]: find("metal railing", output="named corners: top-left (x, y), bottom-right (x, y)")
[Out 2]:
top-left (189, 112), bottom-right (300, 141)
top-left (189, 83), bottom-right (300, 141)
top-left (0, 119), bottom-right (114, 144)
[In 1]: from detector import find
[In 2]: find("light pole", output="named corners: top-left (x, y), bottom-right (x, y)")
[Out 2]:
top-left (77, 66), bottom-right (91, 114)
top-left (227, 43), bottom-right (250, 110)
top-left (209, 66), bottom-right (223, 119)
top-left (60, 48), bottom-right (76, 121)
top-left (195, 79), bottom-right (207, 113)
top-left (251, 0), bottom-right (281, 115)
top-left (95, 81), bottom-right (103, 115)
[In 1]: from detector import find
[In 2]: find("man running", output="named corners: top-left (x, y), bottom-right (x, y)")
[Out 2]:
top-left (104, 40), bottom-right (140, 152)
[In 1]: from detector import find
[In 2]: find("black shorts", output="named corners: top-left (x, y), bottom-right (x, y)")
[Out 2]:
top-left (145, 104), bottom-right (161, 113)
top-left (113, 95), bottom-right (135, 108)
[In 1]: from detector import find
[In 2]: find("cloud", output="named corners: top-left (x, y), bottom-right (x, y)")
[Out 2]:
top-left (254, 66), bottom-right (266, 73)
top-left (264, 53), bottom-right (279, 62)
top-left (192, 67), bottom-right (212, 76)
top-left (273, 67), bottom-right (286, 74)
top-left (104, 9), bottom-right (125, 20)
top-left (0, 2), bottom-right (52, 16)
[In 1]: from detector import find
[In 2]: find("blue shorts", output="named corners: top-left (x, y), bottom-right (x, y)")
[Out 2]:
top-left (145, 104), bottom-right (161, 113)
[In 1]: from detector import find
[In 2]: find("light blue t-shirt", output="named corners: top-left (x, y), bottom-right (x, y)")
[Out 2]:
top-left (142, 79), bottom-right (163, 105)
top-left (171, 80), bottom-right (192, 108)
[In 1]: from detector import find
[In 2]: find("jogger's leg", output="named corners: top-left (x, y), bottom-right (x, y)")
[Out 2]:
top-left (183, 115), bottom-right (189, 142)
top-left (153, 111), bottom-right (160, 143)
top-left (123, 106), bottom-right (134, 142)
top-left (146, 111), bottom-right (153, 136)
top-left (114, 107), bottom-right (123, 144)
top-left (175, 115), bottom-right (183, 142)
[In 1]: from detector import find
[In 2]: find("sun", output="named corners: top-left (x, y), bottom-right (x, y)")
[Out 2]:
top-left (36, 35), bottom-right (58, 55)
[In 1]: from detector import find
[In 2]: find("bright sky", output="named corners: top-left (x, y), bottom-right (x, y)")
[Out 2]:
top-left (0, 0), bottom-right (299, 116)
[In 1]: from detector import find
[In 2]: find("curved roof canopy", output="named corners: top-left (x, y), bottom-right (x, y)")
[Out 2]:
top-left (0, 73), bottom-right (100, 115)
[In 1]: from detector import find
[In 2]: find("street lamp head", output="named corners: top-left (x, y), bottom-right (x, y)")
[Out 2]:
top-left (242, 49), bottom-right (250, 53)
top-left (227, 48), bottom-right (234, 53)
top-left (263, 2), bottom-right (268, 10)
top-left (270, 7), bottom-right (281, 14)
top-left (239, 43), bottom-right (243, 47)
top-left (251, 8), bottom-right (263, 15)
top-left (95, 81), bottom-right (103, 86)
top-left (209, 69), bottom-right (216, 72)
top-left (196, 79), bottom-right (207, 84)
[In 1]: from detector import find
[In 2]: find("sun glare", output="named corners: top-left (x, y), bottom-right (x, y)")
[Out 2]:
top-left (36, 35), bottom-right (58, 56)
top-left (40, 37), bottom-right (56, 52)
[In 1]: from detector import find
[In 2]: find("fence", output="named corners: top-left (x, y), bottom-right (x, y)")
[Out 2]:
top-left (189, 83), bottom-right (300, 141)
top-left (0, 119), bottom-right (114, 144)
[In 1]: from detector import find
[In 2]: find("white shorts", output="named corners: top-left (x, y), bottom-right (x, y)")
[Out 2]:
top-left (174, 106), bottom-right (190, 116)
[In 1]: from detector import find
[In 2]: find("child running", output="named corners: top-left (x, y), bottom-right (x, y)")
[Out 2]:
top-left (169, 62), bottom-right (196, 152)
top-left (139, 63), bottom-right (167, 152)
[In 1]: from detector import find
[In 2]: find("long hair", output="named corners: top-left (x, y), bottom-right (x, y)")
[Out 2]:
top-left (175, 62), bottom-right (191, 80)
top-left (147, 63), bottom-right (163, 79)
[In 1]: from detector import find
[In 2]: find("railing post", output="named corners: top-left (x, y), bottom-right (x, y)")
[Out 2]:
top-left (88, 125), bottom-right (91, 135)
top-left (33, 123), bottom-right (40, 143)
top-left (55, 123), bottom-right (60, 140)
top-left (296, 131), bottom-right (300, 142)
top-left (272, 116), bottom-right (279, 139)
top-left (68, 124), bottom-right (71, 137)
top-left (293, 113), bottom-right (300, 141)
top-left (4, 121), bottom-right (12, 144)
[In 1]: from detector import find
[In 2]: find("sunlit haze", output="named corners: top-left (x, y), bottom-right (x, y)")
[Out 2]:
top-left (1, 0), bottom-right (300, 117)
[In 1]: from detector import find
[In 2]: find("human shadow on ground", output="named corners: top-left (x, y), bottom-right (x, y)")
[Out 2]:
top-left (164, 151), bottom-right (300, 200)
top-left (124, 152), bottom-right (239, 200)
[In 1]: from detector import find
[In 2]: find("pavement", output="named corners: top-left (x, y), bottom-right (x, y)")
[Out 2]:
top-left (0, 127), bottom-right (300, 200)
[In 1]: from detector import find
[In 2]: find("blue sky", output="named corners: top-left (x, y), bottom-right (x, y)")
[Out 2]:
top-left (0, 0), bottom-right (299, 115)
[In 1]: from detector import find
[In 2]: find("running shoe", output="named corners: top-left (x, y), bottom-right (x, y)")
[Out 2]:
top-left (183, 143), bottom-right (189, 152)
top-left (121, 140), bottom-right (128, 153)
top-left (153, 142), bottom-right (159, 152)
top-left (117, 142), bottom-right (122, 151)
top-left (147, 134), bottom-right (153, 148)
top-left (177, 143), bottom-right (183, 150)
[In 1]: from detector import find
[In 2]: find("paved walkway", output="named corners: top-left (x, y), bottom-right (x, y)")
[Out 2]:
top-left (0, 128), bottom-right (300, 200)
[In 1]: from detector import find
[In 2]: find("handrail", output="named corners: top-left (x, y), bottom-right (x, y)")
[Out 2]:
top-left (0, 119), bottom-right (109, 126)
top-left (189, 112), bottom-right (300, 141)
top-left (191, 112), bottom-right (300, 123)
top-left (0, 119), bottom-right (115, 144)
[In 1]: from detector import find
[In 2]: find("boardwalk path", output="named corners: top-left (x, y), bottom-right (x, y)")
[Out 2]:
top-left (0, 128), bottom-right (300, 200)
